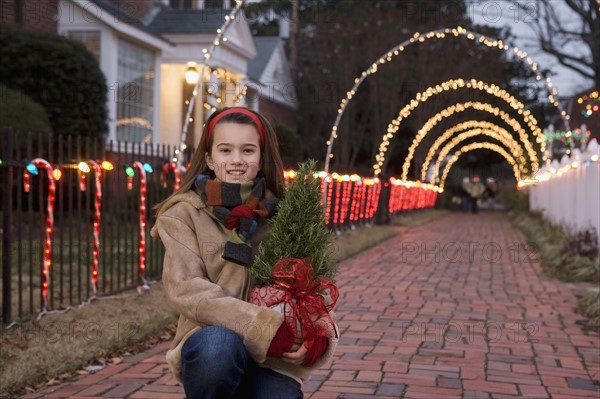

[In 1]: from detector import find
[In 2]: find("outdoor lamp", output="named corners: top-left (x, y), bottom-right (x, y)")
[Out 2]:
top-left (185, 62), bottom-right (200, 85)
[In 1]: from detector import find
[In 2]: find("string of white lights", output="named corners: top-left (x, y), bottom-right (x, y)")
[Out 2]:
top-left (439, 142), bottom-right (520, 189)
top-left (173, 0), bottom-right (245, 167)
top-left (420, 120), bottom-right (530, 181)
top-left (324, 27), bottom-right (571, 173)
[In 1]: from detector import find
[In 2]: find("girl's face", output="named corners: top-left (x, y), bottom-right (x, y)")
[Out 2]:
top-left (205, 122), bottom-right (262, 184)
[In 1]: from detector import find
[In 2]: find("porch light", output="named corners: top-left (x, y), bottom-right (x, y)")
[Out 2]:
top-left (185, 62), bottom-right (200, 85)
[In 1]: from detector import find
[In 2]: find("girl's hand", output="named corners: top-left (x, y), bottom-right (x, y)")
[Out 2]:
top-left (281, 338), bottom-right (307, 365)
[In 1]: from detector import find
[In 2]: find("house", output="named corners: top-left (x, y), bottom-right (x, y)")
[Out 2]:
top-left (5, 0), bottom-right (297, 149)
top-left (247, 36), bottom-right (298, 128)
top-left (0, 0), bottom-right (60, 33)
top-left (53, 0), bottom-right (257, 149)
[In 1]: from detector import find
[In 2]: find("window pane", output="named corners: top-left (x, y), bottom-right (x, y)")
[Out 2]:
top-left (116, 39), bottom-right (155, 143)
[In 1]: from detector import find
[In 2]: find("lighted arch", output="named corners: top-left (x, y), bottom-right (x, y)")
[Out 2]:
top-left (439, 142), bottom-right (520, 189)
top-left (429, 129), bottom-right (527, 182)
top-left (397, 102), bottom-right (540, 180)
top-left (420, 120), bottom-right (530, 180)
top-left (373, 78), bottom-right (544, 175)
top-left (325, 26), bottom-right (571, 172)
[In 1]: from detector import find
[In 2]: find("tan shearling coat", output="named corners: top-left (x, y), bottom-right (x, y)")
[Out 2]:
top-left (151, 190), bottom-right (338, 384)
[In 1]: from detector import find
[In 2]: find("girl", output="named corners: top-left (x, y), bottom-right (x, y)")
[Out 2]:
top-left (151, 107), bottom-right (337, 399)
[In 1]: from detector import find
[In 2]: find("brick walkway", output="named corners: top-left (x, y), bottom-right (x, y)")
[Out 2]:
top-left (23, 213), bottom-right (599, 398)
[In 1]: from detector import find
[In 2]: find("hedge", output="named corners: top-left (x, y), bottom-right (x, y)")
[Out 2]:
top-left (0, 84), bottom-right (52, 134)
top-left (0, 24), bottom-right (108, 138)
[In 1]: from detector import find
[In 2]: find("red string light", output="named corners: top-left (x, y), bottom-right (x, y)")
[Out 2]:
top-left (333, 176), bottom-right (342, 227)
top-left (23, 158), bottom-right (56, 312)
top-left (128, 162), bottom-right (149, 286)
top-left (325, 174), bottom-right (334, 225)
top-left (161, 162), bottom-right (181, 191)
top-left (79, 161), bottom-right (104, 296)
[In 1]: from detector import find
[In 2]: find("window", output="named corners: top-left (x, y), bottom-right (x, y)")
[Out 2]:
top-left (116, 39), bottom-right (155, 143)
top-left (67, 31), bottom-right (101, 63)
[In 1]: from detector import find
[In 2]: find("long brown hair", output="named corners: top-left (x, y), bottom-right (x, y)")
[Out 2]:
top-left (154, 107), bottom-right (285, 215)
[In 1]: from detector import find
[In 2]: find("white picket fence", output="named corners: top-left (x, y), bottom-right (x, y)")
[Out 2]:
top-left (530, 139), bottom-right (600, 243)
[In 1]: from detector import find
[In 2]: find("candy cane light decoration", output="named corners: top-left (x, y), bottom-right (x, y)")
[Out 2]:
top-left (79, 160), bottom-right (113, 297)
top-left (23, 158), bottom-right (57, 313)
top-left (127, 162), bottom-right (152, 288)
top-left (161, 162), bottom-right (181, 191)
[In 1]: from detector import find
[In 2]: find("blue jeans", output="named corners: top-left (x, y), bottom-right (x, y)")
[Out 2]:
top-left (181, 326), bottom-right (304, 399)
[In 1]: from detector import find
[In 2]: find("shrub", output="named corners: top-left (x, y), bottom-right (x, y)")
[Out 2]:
top-left (0, 24), bottom-right (108, 138)
top-left (0, 84), bottom-right (52, 134)
top-left (498, 183), bottom-right (529, 213)
top-left (273, 122), bottom-right (303, 161)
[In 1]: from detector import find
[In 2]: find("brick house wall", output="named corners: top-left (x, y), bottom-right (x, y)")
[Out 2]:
top-left (1, 0), bottom-right (59, 33)
top-left (259, 96), bottom-right (296, 128)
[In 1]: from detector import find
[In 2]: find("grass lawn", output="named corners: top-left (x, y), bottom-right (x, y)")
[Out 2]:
top-left (0, 209), bottom-right (448, 398)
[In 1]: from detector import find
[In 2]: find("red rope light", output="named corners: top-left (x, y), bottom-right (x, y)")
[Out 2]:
top-left (23, 158), bottom-right (56, 312)
top-left (161, 162), bottom-right (181, 191)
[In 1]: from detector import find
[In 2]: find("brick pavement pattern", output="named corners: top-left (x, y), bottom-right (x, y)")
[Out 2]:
top-left (23, 213), bottom-right (600, 398)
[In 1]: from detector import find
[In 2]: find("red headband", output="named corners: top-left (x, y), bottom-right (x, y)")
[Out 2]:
top-left (205, 108), bottom-right (266, 148)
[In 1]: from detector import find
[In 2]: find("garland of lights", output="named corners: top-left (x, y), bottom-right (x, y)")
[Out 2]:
top-left (577, 90), bottom-right (599, 118)
top-left (161, 162), bottom-right (181, 191)
top-left (400, 102), bottom-right (540, 180)
top-left (387, 180), bottom-right (440, 214)
top-left (372, 78), bottom-right (544, 175)
top-left (439, 142), bottom-right (520, 189)
top-left (430, 129), bottom-right (527, 182)
top-left (23, 158), bottom-right (56, 313)
top-left (420, 120), bottom-right (529, 180)
top-left (325, 26), bottom-right (571, 173)
top-left (521, 139), bottom-right (600, 188)
top-left (174, 0), bottom-right (245, 167)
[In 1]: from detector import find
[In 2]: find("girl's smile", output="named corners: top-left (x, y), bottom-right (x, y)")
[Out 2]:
top-left (205, 122), bottom-right (262, 183)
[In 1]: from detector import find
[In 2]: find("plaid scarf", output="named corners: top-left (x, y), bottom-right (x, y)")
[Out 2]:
top-left (195, 174), bottom-right (279, 267)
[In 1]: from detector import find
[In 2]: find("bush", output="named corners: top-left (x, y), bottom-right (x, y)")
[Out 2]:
top-left (579, 290), bottom-right (600, 331)
top-left (0, 84), bottom-right (51, 134)
top-left (273, 122), bottom-right (303, 161)
top-left (0, 24), bottom-right (108, 138)
top-left (498, 183), bottom-right (529, 213)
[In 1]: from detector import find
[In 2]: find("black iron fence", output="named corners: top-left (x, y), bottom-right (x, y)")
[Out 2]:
top-left (1, 130), bottom-right (438, 323)
top-left (1, 130), bottom-right (187, 323)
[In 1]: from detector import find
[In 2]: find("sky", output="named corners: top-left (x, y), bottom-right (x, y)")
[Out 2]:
top-left (469, 0), bottom-right (594, 98)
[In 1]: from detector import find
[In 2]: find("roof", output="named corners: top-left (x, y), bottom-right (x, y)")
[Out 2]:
top-left (87, 0), bottom-right (171, 44)
top-left (146, 9), bottom-right (231, 35)
top-left (88, 0), bottom-right (147, 28)
top-left (247, 36), bottom-right (280, 81)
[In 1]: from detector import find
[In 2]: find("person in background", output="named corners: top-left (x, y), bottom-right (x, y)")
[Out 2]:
top-left (486, 177), bottom-right (498, 211)
top-left (460, 177), bottom-right (471, 213)
top-left (468, 175), bottom-right (486, 213)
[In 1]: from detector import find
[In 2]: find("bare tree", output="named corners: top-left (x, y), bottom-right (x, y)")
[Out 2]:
top-left (515, 0), bottom-right (599, 82)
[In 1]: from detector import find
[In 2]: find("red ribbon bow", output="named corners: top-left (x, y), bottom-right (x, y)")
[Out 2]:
top-left (268, 257), bottom-right (339, 348)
